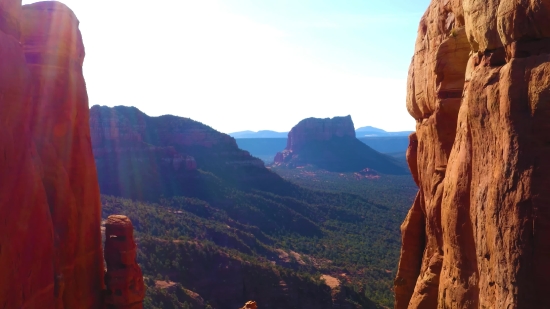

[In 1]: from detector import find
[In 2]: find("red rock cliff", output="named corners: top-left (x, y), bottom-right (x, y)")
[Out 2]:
top-left (0, 1), bottom-right (103, 308)
top-left (395, 0), bottom-right (550, 308)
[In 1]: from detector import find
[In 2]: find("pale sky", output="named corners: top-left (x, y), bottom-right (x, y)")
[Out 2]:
top-left (22, 0), bottom-right (429, 133)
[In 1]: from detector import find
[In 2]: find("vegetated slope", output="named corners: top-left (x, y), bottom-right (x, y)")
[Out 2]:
top-left (278, 137), bottom-right (408, 173)
top-left (92, 106), bottom-right (407, 307)
top-left (270, 165), bottom-right (417, 214)
top-left (102, 196), bottom-right (386, 309)
top-left (274, 116), bottom-right (409, 174)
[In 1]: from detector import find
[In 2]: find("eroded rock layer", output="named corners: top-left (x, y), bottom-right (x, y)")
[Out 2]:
top-left (395, 0), bottom-right (550, 308)
top-left (0, 1), bottom-right (103, 308)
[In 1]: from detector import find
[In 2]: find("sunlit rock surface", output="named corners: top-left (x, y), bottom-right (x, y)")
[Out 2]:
top-left (395, 0), bottom-right (550, 308)
top-left (0, 1), bottom-right (103, 308)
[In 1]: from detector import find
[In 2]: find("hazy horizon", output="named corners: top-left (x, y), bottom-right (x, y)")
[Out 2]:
top-left (23, 0), bottom-right (429, 133)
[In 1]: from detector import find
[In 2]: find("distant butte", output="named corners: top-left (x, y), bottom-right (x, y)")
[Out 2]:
top-left (274, 116), bottom-right (409, 174)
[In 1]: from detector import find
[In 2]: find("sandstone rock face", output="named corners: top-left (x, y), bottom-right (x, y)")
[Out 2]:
top-left (0, 2), bottom-right (55, 308)
top-left (395, 0), bottom-right (550, 308)
top-left (285, 116), bottom-right (356, 151)
top-left (0, 1), bottom-right (103, 308)
top-left (274, 116), bottom-right (408, 174)
top-left (104, 215), bottom-right (145, 309)
top-left (22, 3), bottom-right (104, 308)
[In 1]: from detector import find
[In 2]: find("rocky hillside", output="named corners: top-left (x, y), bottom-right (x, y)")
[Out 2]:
top-left (0, 1), bottom-right (105, 308)
top-left (274, 116), bottom-right (409, 174)
top-left (90, 105), bottom-right (289, 201)
top-left (395, 0), bottom-right (550, 308)
top-left (100, 188), bottom-right (397, 308)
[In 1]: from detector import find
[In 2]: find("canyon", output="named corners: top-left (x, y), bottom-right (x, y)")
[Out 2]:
top-left (395, 0), bottom-right (550, 308)
top-left (2, 0), bottom-right (550, 307)
top-left (93, 107), bottom-right (404, 308)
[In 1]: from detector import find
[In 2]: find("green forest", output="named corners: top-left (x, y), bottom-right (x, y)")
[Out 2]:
top-left (102, 167), bottom-right (416, 308)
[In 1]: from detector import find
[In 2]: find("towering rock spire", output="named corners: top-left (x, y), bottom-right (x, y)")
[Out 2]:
top-left (395, 0), bottom-right (550, 308)
top-left (0, 1), bottom-right (104, 308)
top-left (104, 215), bottom-right (145, 309)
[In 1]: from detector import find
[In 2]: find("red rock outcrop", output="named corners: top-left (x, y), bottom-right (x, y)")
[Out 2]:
top-left (275, 116), bottom-right (354, 165)
top-left (104, 215), bottom-right (145, 309)
top-left (0, 1), bottom-right (103, 308)
top-left (240, 301), bottom-right (258, 309)
top-left (395, 0), bottom-right (550, 308)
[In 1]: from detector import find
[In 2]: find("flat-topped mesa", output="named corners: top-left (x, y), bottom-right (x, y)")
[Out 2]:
top-left (274, 115), bottom-right (408, 174)
top-left (395, 0), bottom-right (550, 308)
top-left (104, 215), bottom-right (145, 309)
top-left (286, 115), bottom-right (355, 151)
